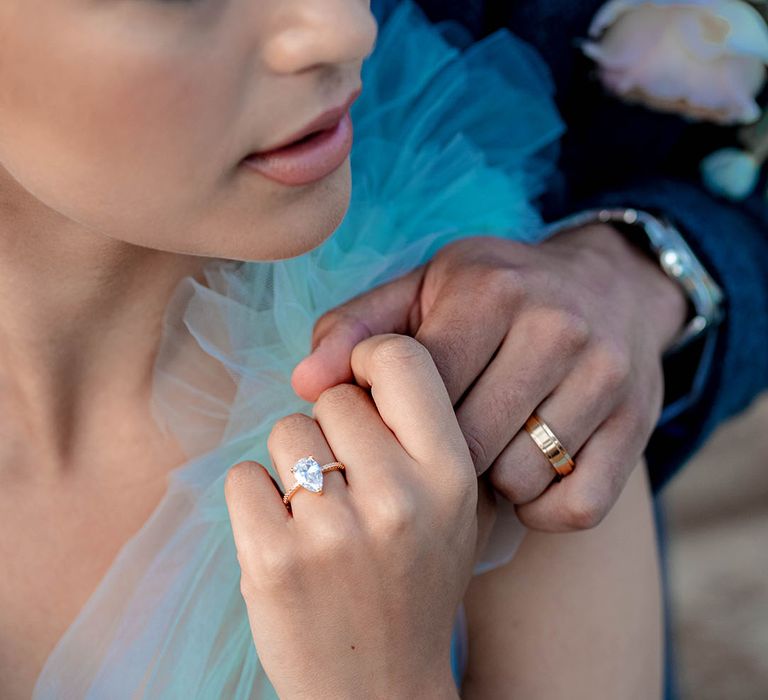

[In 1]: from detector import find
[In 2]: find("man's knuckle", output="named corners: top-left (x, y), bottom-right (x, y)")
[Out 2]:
top-left (563, 491), bottom-right (607, 530)
top-left (481, 267), bottom-right (526, 307)
top-left (593, 342), bottom-right (632, 392)
top-left (522, 308), bottom-right (587, 357)
top-left (547, 308), bottom-right (591, 351)
top-left (567, 314), bottom-right (592, 350)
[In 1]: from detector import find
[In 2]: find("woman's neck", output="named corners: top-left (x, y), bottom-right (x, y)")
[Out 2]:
top-left (0, 185), bottom-right (210, 484)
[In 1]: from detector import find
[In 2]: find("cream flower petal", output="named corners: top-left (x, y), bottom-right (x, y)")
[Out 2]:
top-left (590, 0), bottom-right (751, 37)
top-left (584, 0), bottom-right (768, 124)
top-left (589, 0), bottom-right (697, 36)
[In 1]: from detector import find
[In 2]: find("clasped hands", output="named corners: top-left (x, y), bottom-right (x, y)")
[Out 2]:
top-left (293, 223), bottom-right (688, 532)
top-left (224, 224), bottom-right (688, 698)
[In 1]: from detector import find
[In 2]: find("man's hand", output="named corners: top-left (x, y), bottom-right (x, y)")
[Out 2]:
top-left (292, 226), bottom-right (688, 532)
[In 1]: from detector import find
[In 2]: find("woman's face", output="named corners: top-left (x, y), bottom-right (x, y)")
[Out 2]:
top-left (0, 0), bottom-right (377, 261)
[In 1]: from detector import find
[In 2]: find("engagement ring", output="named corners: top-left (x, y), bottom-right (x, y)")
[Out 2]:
top-left (282, 456), bottom-right (346, 505)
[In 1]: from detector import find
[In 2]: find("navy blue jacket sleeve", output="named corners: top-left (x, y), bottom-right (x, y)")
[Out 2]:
top-left (581, 179), bottom-right (768, 491)
top-left (407, 0), bottom-right (768, 491)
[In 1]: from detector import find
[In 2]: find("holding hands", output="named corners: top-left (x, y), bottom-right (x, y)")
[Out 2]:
top-left (292, 225), bottom-right (688, 532)
top-left (225, 335), bottom-right (477, 699)
top-left (224, 225), bottom-right (686, 695)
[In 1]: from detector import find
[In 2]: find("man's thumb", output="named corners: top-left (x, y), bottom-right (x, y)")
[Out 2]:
top-left (290, 267), bottom-right (425, 402)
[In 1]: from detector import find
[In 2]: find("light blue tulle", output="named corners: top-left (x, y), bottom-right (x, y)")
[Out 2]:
top-left (33, 3), bottom-right (563, 697)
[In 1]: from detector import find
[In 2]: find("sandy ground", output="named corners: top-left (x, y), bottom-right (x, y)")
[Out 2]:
top-left (662, 393), bottom-right (768, 699)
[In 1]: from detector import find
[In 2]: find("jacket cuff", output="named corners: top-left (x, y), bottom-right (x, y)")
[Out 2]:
top-left (572, 178), bottom-right (768, 492)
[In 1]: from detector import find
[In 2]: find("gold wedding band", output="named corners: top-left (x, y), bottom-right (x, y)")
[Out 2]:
top-left (524, 414), bottom-right (575, 481)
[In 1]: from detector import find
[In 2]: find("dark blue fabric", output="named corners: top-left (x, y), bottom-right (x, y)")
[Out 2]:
top-left (582, 180), bottom-right (768, 494)
top-left (398, 0), bottom-right (768, 494)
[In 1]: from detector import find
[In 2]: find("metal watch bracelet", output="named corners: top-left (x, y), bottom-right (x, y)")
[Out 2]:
top-left (542, 207), bottom-right (725, 354)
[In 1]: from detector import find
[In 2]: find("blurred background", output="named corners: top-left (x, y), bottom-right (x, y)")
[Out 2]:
top-left (663, 393), bottom-right (768, 699)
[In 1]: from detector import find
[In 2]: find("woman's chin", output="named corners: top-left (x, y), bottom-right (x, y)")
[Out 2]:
top-left (234, 162), bottom-right (353, 262)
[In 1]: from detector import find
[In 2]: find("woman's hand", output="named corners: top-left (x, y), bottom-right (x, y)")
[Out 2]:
top-left (225, 335), bottom-right (477, 700)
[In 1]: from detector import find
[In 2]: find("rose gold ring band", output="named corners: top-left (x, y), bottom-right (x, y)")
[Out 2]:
top-left (524, 414), bottom-right (575, 481)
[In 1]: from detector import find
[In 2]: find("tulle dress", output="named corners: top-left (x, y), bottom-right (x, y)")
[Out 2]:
top-left (32, 2), bottom-right (564, 697)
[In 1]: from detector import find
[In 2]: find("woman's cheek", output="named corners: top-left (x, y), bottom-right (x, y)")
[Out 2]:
top-left (0, 6), bottom-right (351, 260)
top-left (2, 53), bottom-right (224, 235)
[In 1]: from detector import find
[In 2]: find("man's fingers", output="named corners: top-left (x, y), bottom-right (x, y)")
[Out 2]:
top-left (514, 417), bottom-right (641, 533)
top-left (487, 348), bottom-right (623, 502)
top-left (349, 334), bottom-right (470, 471)
top-left (490, 414), bottom-right (579, 509)
top-left (454, 310), bottom-right (585, 474)
top-left (414, 280), bottom-right (510, 405)
top-left (291, 269), bottom-right (424, 402)
top-left (311, 268), bottom-right (425, 350)
top-left (290, 319), bottom-right (371, 403)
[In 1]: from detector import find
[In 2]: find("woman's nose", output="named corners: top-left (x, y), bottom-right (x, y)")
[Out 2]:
top-left (263, 0), bottom-right (378, 75)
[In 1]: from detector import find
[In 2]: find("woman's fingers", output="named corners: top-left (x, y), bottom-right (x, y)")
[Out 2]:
top-left (312, 383), bottom-right (406, 495)
top-left (224, 461), bottom-right (292, 569)
top-left (267, 413), bottom-right (347, 512)
top-left (349, 334), bottom-right (471, 474)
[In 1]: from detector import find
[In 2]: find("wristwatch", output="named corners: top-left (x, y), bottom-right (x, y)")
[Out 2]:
top-left (542, 207), bottom-right (725, 354)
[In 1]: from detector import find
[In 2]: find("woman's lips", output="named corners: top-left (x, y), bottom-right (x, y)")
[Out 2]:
top-left (242, 112), bottom-right (354, 187)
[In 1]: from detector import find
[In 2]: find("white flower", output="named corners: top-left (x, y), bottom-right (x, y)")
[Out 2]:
top-left (583, 0), bottom-right (768, 124)
top-left (701, 147), bottom-right (761, 198)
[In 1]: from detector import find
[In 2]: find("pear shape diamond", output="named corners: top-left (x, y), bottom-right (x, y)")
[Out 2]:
top-left (292, 456), bottom-right (324, 493)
